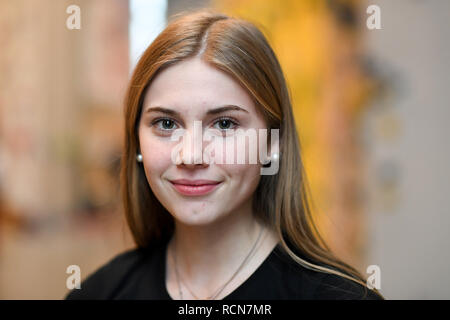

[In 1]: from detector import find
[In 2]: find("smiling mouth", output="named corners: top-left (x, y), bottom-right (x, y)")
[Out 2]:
top-left (169, 180), bottom-right (222, 196)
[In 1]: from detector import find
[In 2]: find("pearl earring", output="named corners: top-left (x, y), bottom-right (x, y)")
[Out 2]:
top-left (136, 154), bottom-right (143, 162)
top-left (272, 152), bottom-right (279, 161)
top-left (262, 152), bottom-right (280, 167)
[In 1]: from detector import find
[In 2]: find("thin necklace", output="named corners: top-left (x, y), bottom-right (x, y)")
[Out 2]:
top-left (171, 225), bottom-right (265, 300)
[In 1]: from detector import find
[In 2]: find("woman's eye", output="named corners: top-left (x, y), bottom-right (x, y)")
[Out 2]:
top-left (154, 118), bottom-right (177, 130)
top-left (152, 117), bottom-right (238, 132)
top-left (214, 118), bottom-right (238, 130)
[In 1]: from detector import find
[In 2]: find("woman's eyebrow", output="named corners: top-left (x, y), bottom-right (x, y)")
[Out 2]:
top-left (144, 105), bottom-right (249, 116)
top-left (206, 105), bottom-right (249, 115)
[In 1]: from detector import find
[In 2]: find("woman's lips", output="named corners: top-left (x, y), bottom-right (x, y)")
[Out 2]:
top-left (169, 180), bottom-right (222, 196)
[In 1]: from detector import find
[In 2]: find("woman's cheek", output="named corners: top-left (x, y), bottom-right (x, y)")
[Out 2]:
top-left (141, 140), bottom-right (172, 174)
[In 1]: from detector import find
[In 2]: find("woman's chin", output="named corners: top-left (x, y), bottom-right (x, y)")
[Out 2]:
top-left (170, 208), bottom-right (222, 226)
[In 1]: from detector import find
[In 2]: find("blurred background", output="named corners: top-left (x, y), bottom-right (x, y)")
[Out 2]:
top-left (0, 0), bottom-right (448, 299)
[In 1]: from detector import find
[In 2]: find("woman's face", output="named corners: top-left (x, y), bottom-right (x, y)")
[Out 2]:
top-left (138, 57), bottom-right (268, 226)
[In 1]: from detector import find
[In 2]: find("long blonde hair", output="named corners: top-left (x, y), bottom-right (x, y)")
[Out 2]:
top-left (121, 9), bottom-right (384, 299)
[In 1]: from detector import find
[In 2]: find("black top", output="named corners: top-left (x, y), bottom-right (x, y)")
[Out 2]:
top-left (65, 239), bottom-right (382, 300)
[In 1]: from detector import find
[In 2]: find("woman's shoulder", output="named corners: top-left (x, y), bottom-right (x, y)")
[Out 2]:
top-left (311, 272), bottom-right (384, 300)
top-left (64, 243), bottom-right (162, 300)
top-left (270, 245), bottom-right (383, 300)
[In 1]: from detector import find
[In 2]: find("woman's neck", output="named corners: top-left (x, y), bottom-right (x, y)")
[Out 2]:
top-left (166, 205), bottom-right (279, 299)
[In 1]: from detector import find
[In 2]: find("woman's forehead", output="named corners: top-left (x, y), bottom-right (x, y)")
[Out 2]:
top-left (142, 58), bottom-right (256, 115)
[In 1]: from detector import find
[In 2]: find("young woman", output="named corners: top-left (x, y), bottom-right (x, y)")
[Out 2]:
top-left (66, 10), bottom-right (384, 300)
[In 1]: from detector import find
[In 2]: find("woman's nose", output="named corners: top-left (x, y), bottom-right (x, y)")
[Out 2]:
top-left (177, 146), bottom-right (207, 167)
top-left (175, 124), bottom-right (209, 168)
